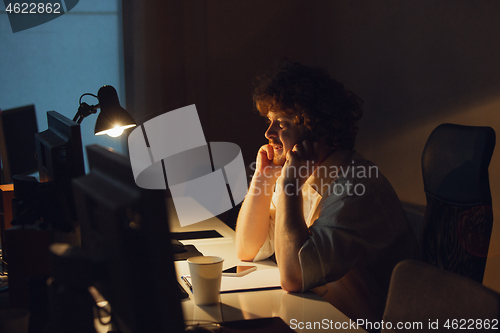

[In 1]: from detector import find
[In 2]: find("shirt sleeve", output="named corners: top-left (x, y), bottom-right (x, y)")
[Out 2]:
top-left (298, 195), bottom-right (358, 291)
top-left (298, 176), bottom-right (403, 292)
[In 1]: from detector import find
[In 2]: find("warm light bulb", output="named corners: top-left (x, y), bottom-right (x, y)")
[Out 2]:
top-left (106, 126), bottom-right (125, 137)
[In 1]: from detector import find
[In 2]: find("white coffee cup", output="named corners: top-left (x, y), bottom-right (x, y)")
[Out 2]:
top-left (187, 256), bottom-right (224, 305)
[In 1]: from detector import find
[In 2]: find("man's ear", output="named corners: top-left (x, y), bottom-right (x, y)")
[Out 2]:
top-left (301, 129), bottom-right (316, 143)
top-left (317, 136), bottom-right (328, 146)
top-left (303, 130), bottom-right (326, 145)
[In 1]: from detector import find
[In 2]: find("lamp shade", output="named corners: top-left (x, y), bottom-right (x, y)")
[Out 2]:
top-left (94, 85), bottom-right (136, 137)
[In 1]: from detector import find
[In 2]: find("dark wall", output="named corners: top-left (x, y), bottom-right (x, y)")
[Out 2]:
top-left (122, 0), bottom-right (500, 292)
top-left (311, 1), bottom-right (500, 204)
top-left (203, 1), bottom-right (317, 165)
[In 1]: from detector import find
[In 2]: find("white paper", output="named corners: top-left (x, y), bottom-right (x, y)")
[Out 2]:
top-left (182, 268), bottom-right (281, 293)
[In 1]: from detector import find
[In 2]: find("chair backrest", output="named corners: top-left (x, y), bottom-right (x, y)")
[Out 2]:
top-left (382, 260), bottom-right (500, 333)
top-left (421, 123), bottom-right (495, 283)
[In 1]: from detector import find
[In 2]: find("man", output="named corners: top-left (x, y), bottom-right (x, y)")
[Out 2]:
top-left (235, 62), bottom-right (418, 322)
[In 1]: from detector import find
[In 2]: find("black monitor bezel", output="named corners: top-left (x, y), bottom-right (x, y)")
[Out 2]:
top-left (0, 105), bottom-right (39, 184)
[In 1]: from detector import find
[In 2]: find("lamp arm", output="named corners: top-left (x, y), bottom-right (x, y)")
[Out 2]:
top-left (73, 93), bottom-right (99, 124)
top-left (73, 103), bottom-right (99, 124)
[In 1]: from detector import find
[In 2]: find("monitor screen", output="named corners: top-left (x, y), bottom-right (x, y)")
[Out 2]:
top-left (72, 144), bottom-right (184, 332)
top-left (34, 111), bottom-right (85, 232)
top-left (0, 105), bottom-right (38, 184)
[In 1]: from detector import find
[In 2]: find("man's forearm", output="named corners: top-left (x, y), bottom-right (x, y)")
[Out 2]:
top-left (235, 174), bottom-right (276, 261)
top-left (275, 182), bottom-right (309, 292)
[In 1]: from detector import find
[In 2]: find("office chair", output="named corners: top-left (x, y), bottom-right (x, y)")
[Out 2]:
top-left (382, 260), bottom-right (500, 332)
top-left (421, 123), bottom-right (495, 283)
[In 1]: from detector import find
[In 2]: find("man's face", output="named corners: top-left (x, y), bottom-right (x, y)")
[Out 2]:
top-left (265, 111), bottom-right (307, 166)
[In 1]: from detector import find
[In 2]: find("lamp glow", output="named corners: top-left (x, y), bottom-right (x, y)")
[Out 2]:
top-left (96, 124), bottom-right (136, 137)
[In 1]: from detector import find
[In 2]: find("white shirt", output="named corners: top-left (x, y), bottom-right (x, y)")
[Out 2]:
top-left (254, 150), bottom-right (418, 321)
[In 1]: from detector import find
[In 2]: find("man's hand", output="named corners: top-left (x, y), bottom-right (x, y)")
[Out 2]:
top-left (255, 144), bottom-right (282, 184)
top-left (281, 140), bottom-right (319, 187)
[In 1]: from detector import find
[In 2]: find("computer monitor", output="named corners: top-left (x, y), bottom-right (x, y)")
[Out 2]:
top-left (0, 105), bottom-right (38, 184)
top-left (72, 144), bottom-right (184, 332)
top-left (35, 111), bottom-right (85, 184)
top-left (34, 111), bottom-right (85, 232)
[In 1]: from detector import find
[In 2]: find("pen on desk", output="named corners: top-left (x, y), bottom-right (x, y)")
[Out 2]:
top-left (182, 275), bottom-right (192, 292)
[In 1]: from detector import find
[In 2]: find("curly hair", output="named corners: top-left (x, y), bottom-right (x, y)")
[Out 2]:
top-left (253, 62), bottom-right (363, 150)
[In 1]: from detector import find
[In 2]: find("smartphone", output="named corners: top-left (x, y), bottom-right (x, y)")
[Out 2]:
top-left (222, 265), bottom-right (257, 277)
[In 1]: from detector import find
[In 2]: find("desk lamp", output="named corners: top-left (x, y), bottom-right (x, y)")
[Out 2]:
top-left (73, 85), bottom-right (136, 137)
